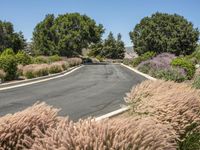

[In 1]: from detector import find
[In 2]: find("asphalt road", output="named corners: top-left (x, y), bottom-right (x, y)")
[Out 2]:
top-left (0, 64), bottom-right (146, 121)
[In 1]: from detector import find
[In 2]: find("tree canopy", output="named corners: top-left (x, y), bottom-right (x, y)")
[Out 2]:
top-left (130, 12), bottom-right (199, 56)
top-left (32, 13), bottom-right (104, 57)
top-left (89, 32), bottom-right (125, 59)
top-left (0, 20), bottom-right (26, 53)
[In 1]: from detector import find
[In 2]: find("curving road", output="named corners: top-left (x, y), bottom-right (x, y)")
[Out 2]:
top-left (0, 64), bottom-right (146, 120)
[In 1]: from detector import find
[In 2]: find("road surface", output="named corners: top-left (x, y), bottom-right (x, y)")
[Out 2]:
top-left (0, 64), bottom-right (146, 120)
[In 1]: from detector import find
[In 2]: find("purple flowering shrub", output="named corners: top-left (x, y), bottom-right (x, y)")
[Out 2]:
top-left (138, 53), bottom-right (187, 82)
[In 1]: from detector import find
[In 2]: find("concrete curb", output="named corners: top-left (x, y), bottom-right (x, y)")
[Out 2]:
top-left (95, 63), bottom-right (156, 121)
top-left (0, 65), bottom-right (83, 91)
top-left (95, 106), bottom-right (130, 121)
top-left (120, 63), bottom-right (157, 80)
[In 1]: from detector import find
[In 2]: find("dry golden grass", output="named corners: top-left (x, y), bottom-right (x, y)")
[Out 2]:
top-left (2, 80), bottom-right (198, 149)
top-left (0, 102), bottom-right (177, 150)
top-left (125, 80), bottom-right (200, 135)
top-left (0, 69), bottom-right (6, 79)
top-left (0, 102), bottom-right (59, 149)
top-left (29, 117), bottom-right (177, 150)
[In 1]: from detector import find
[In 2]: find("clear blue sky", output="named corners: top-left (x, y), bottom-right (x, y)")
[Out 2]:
top-left (0, 0), bottom-right (199, 46)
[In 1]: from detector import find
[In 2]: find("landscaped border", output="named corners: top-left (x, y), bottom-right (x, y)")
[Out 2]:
top-left (0, 65), bottom-right (83, 91)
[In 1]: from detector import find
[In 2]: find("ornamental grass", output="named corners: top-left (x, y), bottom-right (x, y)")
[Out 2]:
top-left (30, 117), bottom-right (177, 150)
top-left (0, 103), bottom-right (177, 150)
top-left (0, 102), bottom-right (59, 149)
top-left (0, 69), bottom-right (6, 80)
top-left (125, 80), bottom-right (200, 136)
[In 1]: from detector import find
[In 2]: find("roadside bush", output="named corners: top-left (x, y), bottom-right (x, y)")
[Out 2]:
top-left (33, 56), bottom-right (49, 64)
top-left (125, 80), bottom-right (200, 136)
top-left (177, 122), bottom-right (200, 150)
top-left (171, 58), bottom-right (195, 79)
top-left (60, 61), bottom-right (69, 70)
top-left (52, 61), bottom-right (69, 71)
top-left (132, 51), bottom-right (155, 67)
top-left (1, 48), bottom-right (15, 56)
top-left (153, 69), bottom-right (186, 82)
top-left (137, 53), bottom-right (187, 82)
top-left (0, 102), bottom-right (177, 150)
top-left (0, 69), bottom-right (6, 81)
top-left (48, 54), bottom-right (62, 62)
top-left (34, 66), bottom-right (49, 77)
top-left (185, 45), bottom-right (200, 64)
top-left (192, 76), bottom-right (200, 89)
top-left (31, 117), bottom-right (177, 150)
top-left (49, 64), bottom-right (63, 74)
top-left (16, 51), bottom-right (32, 65)
top-left (22, 64), bottom-right (49, 79)
top-left (67, 58), bottom-right (82, 67)
top-left (17, 65), bottom-right (23, 77)
top-left (0, 102), bottom-right (59, 149)
top-left (0, 55), bottom-right (18, 80)
top-left (96, 55), bottom-right (104, 62)
top-left (123, 58), bottom-right (132, 65)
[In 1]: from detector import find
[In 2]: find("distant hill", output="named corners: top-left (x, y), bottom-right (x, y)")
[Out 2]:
top-left (82, 46), bottom-right (138, 59)
top-left (125, 46), bottom-right (137, 59)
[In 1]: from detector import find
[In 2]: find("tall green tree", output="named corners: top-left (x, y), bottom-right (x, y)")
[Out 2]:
top-left (89, 32), bottom-right (125, 59)
top-left (0, 20), bottom-right (26, 53)
top-left (130, 12), bottom-right (199, 56)
top-left (116, 33), bottom-right (125, 59)
top-left (32, 14), bottom-right (56, 56)
top-left (32, 13), bottom-right (104, 57)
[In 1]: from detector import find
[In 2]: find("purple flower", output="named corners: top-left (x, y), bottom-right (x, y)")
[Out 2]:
top-left (138, 53), bottom-right (176, 70)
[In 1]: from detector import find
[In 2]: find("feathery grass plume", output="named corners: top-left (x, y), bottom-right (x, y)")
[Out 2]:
top-left (50, 61), bottom-right (69, 71)
top-left (66, 58), bottom-right (82, 67)
top-left (22, 64), bottom-right (49, 79)
top-left (125, 80), bottom-right (200, 136)
top-left (0, 102), bottom-right (59, 149)
top-left (17, 64), bottom-right (24, 76)
top-left (30, 117), bottom-right (177, 150)
top-left (48, 63), bottom-right (63, 74)
top-left (0, 69), bottom-right (6, 80)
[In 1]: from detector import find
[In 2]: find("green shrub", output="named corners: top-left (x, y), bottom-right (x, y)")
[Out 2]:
top-left (0, 55), bottom-right (17, 81)
top-left (24, 71), bottom-right (36, 79)
top-left (153, 69), bottom-right (186, 83)
top-left (179, 132), bottom-right (200, 150)
top-left (132, 51), bottom-right (156, 67)
top-left (181, 45), bottom-right (200, 65)
top-left (96, 55), bottom-right (104, 62)
top-left (178, 123), bottom-right (200, 150)
top-left (49, 55), bottom-right (62, 63)
top-left (123, 58), bottom-right (133, 65)
top-left (192, 76), bottom-right (200, 89)
top-left (49, 65), bottom-right (63, 74)
top-left (137, 64), bottom-right (151, 74)
top-left (171, 58), bottom-right (195, 79)
top-left (33, 56), bottom-right (49, 64)
top-left (1, 48), bottom-right (15, 56)
top-left (138, 64), bottom-right (186, 82)
top-left (16, 51), bottom-right (32, 65)
top-left (34, 67), bottom-right (49, 77)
